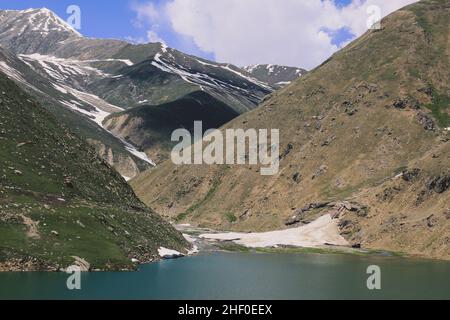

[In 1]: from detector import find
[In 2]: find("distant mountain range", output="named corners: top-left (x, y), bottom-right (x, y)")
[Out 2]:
top-left (243, 64), bottom-right (307, 88)
top-left (0, 8), bottom-right (307, 175)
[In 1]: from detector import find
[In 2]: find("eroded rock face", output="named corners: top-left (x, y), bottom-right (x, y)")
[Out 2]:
top-left (393, 97), bottom-right (419, 110)
top-left (285, 201), bottom-right (368, 226)
top-left (88, 139), bottom-right (142, 179)
top-left (427, 175), bottom-right (450, 194)
top-left (416, 112), bottom-right (436, 131)
top-left (71, 256), bottom-right (91, 272)
top-left (402, 168), bottom-right (421, 182)
top-left (312, 165), bottom-right (328, 180)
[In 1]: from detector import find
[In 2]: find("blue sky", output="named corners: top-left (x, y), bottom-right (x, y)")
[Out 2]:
top-left (0, 0), bottom-right (354, 42)
top-left (1, 0), bottom-right (148, 41)
top-left (0, 0), bottom-right (217, 59)
top-left (0, 0), bottom-right (416, 68)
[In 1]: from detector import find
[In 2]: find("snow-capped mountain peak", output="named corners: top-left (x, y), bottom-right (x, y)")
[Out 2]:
top-left (0, 8), bottom-right (81, 37)
top-left (28, 8), bottom-right (81, 36)
top-left (0, 8), bottom-right (86, 56)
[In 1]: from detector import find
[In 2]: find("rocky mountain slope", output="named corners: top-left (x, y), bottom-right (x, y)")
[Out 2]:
top-left (243, 64), bottom-right (307, 88)
top-left (0, 8), bottom-right (273, 111)
top-left (0, 46), bottom-right (152, 179)
top-left (0, 72), bottom-right (188, 271)
top-left (131, 0), bottom-right (450, 260)
top-left (104, 91), bottom-right (239, 164)
top-left (88, 44), bottom-right (273, 114)
top-left (0, 8), bottom-right (277, 178)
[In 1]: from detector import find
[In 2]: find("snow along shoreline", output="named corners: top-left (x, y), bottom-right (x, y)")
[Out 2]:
top-left (198, 214), bottom-right (349, 249)
top-left (156, 214), bottom-right (348, 261)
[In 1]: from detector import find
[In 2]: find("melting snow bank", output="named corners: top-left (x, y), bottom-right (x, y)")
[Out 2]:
top-left (275, 81), bottom-right (291, 86)
top-left (53, 83), bottom-right (121, 126)
top-left (158, 247), bottom-right (185, 259)
top-left (120, 138), bottom-right (156, 166)
top-left (157, 234), bottom-right (199, 260)
top-left (199, 214), bottom-right (349, 248)
top-left (183, 234), bottom-right (199, 255)
top-left (52, 83), bottom-right (156, 166)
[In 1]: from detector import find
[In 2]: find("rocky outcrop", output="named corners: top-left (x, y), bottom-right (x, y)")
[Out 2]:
top-left (285, 201), bottom-right (368, 226)
top-left (312, 165), bottom-right (328, 180)
top-left (427, 174), bottom-right (450, 194)
top-left (393, 97), bottom-right (419, 109)
top-left (0, 257), bottom-right (59, 272)
top-left (88, 139), bottom-right (141, 179)
top-left (71, 256), bottom-right (91, 272)
top-left (416, 112), bottom-right (436, 131)
top-left (402, 168), bottom-right (421, 182)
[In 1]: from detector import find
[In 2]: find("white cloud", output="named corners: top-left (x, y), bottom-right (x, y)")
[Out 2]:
top-left (147, 30), bottom-right (165, 43)
top-left (131, 2), bottom-right (161, 27)
top-left (130, 1), bottom-right (168, 44)
top-left (133, 0), bottom-right (419, 69)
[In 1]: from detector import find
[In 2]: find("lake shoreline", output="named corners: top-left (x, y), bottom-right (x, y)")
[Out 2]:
top-left (177, 223), bottom-right (450, 263)
top-left (0, 221), bottom-right (442, 273)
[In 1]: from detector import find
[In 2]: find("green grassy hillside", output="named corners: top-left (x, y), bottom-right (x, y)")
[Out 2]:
top-left (0, 72), bottom-right (188, 271)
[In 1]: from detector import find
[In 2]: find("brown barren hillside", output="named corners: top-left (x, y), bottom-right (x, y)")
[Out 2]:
top-left (132, 0), bottom-right (450, 259)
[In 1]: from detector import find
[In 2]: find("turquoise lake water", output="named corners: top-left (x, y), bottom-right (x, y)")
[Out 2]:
top-left (1, 252), bottom-right (449, 300)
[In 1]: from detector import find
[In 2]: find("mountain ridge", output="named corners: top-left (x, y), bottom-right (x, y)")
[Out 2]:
top-left (243, 64), bottom-right (307, 88)
top-left (0, 7), bottom-right (300, 178)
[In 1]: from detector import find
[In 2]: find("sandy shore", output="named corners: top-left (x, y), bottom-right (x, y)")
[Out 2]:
top-left (199, 214), bottom-right (349, 248)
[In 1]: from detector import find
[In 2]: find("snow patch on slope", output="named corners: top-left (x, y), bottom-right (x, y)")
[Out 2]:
top-left (222, 64), bottom-right (272, 91)
top-left (151, 54), bottom-right (267, 101)
top-left (242, 64), bottom-right (260, 73)
top-left (193, 59), bottom-right (271, 90)
top-left (85, 58), bottom-right (134, 66)
top-left (200, 214), bottom-right (349, 248)
top-left (19, 54), bottom-right (134, 85)
top-left (26, 8), bottom-right (82, 37)
top-left (0, 61), bottom-right (28, 85)
top-left (19, 54), bottom-right (112, 82)
top-left (275, 81), bottom-right (291, 86)
top-left (54, 83), bottom-right (120, 126)
top-left (0, 60), bottom-right (43, 94)
top-left (52, 83), bottom-right (155, 166)
top-left (1, 51), bottom-right (154, 168)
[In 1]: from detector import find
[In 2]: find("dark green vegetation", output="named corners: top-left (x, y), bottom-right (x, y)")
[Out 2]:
top-left (425, 90), bottom-right (450, 128)
top-left (175, 177), bottom-right (223, 222)
top-left (0, 73), bottom-right (187, 271)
